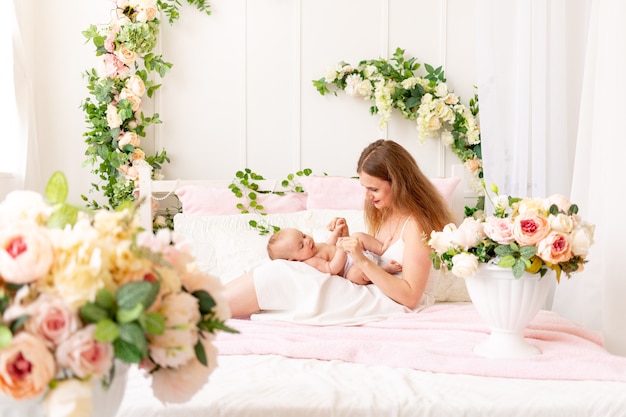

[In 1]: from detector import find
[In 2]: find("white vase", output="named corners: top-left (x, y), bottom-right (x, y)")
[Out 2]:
top-left (465, 263), bottom-right (554, 358)
top-left (0, 361), bottom-right (129, 417)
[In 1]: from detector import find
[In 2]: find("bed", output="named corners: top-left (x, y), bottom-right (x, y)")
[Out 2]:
top-left (118, 165), bottom-right (626, 417)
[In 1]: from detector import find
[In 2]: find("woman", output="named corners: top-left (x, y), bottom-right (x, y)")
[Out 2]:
top-left (333, 139), bottom-right (453, 309)
top-left (222, 139), bottom-right (454, 317)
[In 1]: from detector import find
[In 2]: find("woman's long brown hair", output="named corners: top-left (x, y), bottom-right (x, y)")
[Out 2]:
top-left (357, 139), bottom-right (454, 237)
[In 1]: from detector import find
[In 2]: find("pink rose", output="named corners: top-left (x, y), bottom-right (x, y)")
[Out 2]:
top-left (101, 53), bottom-right (128, 79)
top-left (0, 222), bottom-right (54, 284)
top-left (537, 231), bottom-right (572, 264)
top-left (55, 325), bottom-right (114, 379)
top-left (0, 332), bottom-right (56, 399)
top-left (544, 194), bottom-right (572, 213)
top-left (512, 212), bottom-right (550, 246)
top-left (23, 294), bottom-right (79, 348)
top-left (483, 217), bottom-right (515, 244)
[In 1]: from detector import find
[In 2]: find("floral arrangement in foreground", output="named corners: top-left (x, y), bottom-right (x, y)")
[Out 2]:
top-left (81, 0), bottom-right (210, 211)
top-left (428, 183), bottom-right (595, 282)
top-left (313, 47), bottom-right (483, 199)
top-left (0, 172), bottom-right (233, 416)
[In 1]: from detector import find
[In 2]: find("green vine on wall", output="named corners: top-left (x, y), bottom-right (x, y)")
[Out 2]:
top-left (313, 47), bottom-right (484, 214)
top-left (81, 0), bottom-right (211, 210)
top-left (229, 168), bottom-right (313, 235)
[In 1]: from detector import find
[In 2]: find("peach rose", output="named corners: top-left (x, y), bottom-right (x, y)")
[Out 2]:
top-left (43, 378), bottom-right (93, 417)
top-left (537, 231), bottom-right (572, 264)
top-left (115, 45), bottom-right (137, 66)
top-left (463, 157), bottom-right (482, 174)
top-left (117, 131), bottom-right (140, 150)
top-left (150, 340), bottom-right (217, 403)
top-left (148, 292), bottom-right (200, 368)
top-left (0, 222), bottom-right (54, 284)
top-left (55, 325), bottom-right (114, 379)
top-left (119, 88), bottom-right (142, 112)
top-left (0, 332), bottom-right (56, 399)
top-left (483, 217), bottom-right (515, 244)
top-left (106, 104), bottom-right (122, 129)
top-left (544, 194), bottom-right (572, 213)
top-left (126, 74), bottom-right (146, 97)
top-left (512, 212), bottom-right (550, 246)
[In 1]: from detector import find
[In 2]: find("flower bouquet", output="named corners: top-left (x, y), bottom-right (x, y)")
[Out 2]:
top-left (428, 183), bottom-right (595, 282)
top-left (0, 172), bottom-right (233, 416)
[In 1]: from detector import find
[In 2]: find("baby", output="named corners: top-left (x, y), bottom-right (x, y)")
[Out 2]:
top-left (266, 225), bottom-right (402, 285)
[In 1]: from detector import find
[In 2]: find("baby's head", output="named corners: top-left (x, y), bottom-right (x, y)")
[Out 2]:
top-left (267, 228), bottom-right (316, 261)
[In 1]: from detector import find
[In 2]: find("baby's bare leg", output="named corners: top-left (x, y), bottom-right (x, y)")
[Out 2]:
top-left (344, 267), bottom-right (371, 285)
top-left (382, 260), bottom-right (402, 274)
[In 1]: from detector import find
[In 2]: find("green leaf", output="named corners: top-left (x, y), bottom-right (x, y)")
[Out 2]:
top-left (519, 245), bottom-right (537, 260)
top-left (45, 171), bottom-right (69, 205)
top-left (497, 255), bottom-right (516, 268)
top-left (79, 302), bottom-right (112, 324)
top-left (194, 340), bottom-right (208, 366)
top-left (118, 322), bottom-right (147, 356)
top-left (113, 338), bottom-right (143, 364)
top-left (47, 203), bottom-right (79, 229)
top-left (0, 326), bottom-right (13, 348)
top-left (116, 281), bottom-right (155, 310)
top-left (94, 318), bottom-right (119, 342)
top-left (193, 290), bottom-right (216, 315)
top-left (116, 303), bottom-right (144, 323)
top-left (512, 259), bottom-right (526, 278)
top-left (139, 312), bottom-right (165, 335)
top-left (95, 288), bottom-right (115, 310)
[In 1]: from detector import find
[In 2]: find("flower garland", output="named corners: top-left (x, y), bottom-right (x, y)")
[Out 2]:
top-left (81, 0), bottom-right (211, 210)
top-left (313, 47), bottom-right (484, 213)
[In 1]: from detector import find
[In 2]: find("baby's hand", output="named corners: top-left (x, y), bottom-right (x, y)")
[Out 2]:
top-left (327, 217), bottom-right (349, 237)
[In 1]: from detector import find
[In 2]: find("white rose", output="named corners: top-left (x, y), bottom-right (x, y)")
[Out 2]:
top-left (428, 223), bottom-right (457, 253)
top-left (44, 378), bottom-right (93, 417)
top-left (440, 130), bottom-right (454, 146)
top-left (548, 213), bottom-right (574, 233)
top-left (570, 224), bottom-right (595, 256)
top-left (323, 67), bottom-right (337, 83)
top-left (0, 190), bottom-right (51, 225)
top-left (434, 82), bottom-right (449, 98)
top-left (345, 74), bottom-right (364, 96)
top-left (451, 217), bottom-right (485, 250)
top-left (450, 252), bottom-right (479, 278)
top-left (544, 194), bottom-right (572, 213)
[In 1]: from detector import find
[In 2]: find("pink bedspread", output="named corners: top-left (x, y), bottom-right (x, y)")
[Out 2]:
top-left (215, 304), bottom-right (626, 382)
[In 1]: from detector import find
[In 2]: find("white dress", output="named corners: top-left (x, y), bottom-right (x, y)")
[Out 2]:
top-left (378, 217), bottom-right (438, 311)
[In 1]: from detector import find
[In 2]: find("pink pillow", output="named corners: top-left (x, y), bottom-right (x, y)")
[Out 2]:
top-left (176, 185), bottom-right (307, 215)
top-left (300, 176), bottom-right (461, 210)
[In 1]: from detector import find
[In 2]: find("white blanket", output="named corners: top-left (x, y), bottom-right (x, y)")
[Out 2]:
top-left (251, 259), bottom-right (417, 325)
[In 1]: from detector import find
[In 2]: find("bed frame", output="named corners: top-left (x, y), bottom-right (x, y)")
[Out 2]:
top-left (128, 163), bottom-right (626, 417)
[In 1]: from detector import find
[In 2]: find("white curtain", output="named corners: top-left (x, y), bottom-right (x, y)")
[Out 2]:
top-left (551, 0), bottom-right (626, 356)
top-left (0, 0), bottom-right (41, 193)
top-left (476, 0), bottom-right (626, 356)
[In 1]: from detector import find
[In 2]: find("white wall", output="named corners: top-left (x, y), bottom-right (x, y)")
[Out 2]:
top-left (13, 0), bottom-right (478, 205)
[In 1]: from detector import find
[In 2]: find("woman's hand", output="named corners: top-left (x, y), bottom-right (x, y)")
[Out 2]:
top-left (327, 217), bottom-right (349, 237)
top-left (337, 235), bottom-right (364, 260)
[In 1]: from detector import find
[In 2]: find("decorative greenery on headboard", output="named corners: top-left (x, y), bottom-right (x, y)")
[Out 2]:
top-left (313, 47), bottom-right (483, 215)
top-left (229, 168), bottom-right (314, 235)
top-left (81, 0), bottom-right (211, 210)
